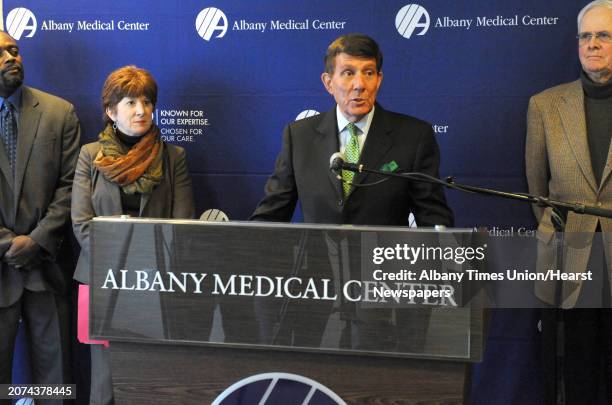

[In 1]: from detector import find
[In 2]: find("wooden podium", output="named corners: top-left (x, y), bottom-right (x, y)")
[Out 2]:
top-left (89, 218), bottom-right (485, 404)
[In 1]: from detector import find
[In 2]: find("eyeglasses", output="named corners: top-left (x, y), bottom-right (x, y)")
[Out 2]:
top-left (577, 31), bottom-right (612, 45)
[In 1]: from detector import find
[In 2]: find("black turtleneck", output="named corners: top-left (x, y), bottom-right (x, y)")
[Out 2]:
top-left (582, 70), bottom-right (612, 185)
top-left (116, 129), bottom-right (145, 216)
top-left (116, 130), bottom-right (143, 147)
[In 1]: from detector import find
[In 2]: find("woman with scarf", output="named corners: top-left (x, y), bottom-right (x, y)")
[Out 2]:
top-left (71, 65), bottom-right (195, 404)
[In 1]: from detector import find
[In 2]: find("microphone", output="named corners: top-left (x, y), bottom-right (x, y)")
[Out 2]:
top-left (329, 153), bottom-right (399, 190)
top-left (329, 152), bottom-right (361, 174)
top-left (329, 152), bottom-right (345, 175)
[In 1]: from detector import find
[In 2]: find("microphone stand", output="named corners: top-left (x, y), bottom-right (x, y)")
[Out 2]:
top-left (337, 162), bottom-right (612, 223)
top-left (336, 162), bottom-right (609, 405)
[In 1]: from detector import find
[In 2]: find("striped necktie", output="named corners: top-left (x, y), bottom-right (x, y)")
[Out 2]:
top-left (342, 122), bottom-right (360, 197)
top-left (0, 100), bottom-right (17, 175)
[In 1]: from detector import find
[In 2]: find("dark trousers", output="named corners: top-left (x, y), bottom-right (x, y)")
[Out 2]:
top-left (543, 233), bottom-right (612, 405)
top-left (563, 308), bottom-right (612, 404)
top-left (0, 289), bottom-right (70, 405)
top-left (563, 234), bottom-right (612, 405)
top-left (88, 345), bottom-right (114, 405)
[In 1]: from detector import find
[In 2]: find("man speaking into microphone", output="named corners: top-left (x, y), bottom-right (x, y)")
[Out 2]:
top-left (250, 34), bottom-right (453, 350)
top-left (251, 33), bottom-right (453, 227)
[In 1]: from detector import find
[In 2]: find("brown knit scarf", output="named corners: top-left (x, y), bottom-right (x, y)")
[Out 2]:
top-left (93, 123), bottom-right (163, 194)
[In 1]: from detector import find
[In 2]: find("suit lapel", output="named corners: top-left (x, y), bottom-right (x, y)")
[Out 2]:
top-left (600, 116), bottom-right (612, 191)
top-left (95, 171), bottom-right (123, 216)
top-left (139, 143), bottom-right (168, 216)
top-left (602, 152), bottom-right (612, 192)
top-left (352, 105), bottom-right (393, 190)
top-left (315, 108), bottom-right (343, 201)
top-left (139, 192), bottom-right (151, 216)
top-left (558, 81), bottom-right (598, 193)
top-left (14, 87), bottom-right (42, 203)
top-left (0, 138), bottom-right (13, 192)
top-left (140, 184), bottom-right (168, 217)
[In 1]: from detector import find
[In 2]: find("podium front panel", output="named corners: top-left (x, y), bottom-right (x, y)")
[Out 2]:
top-left (90, 218), bottom-right (483, 362)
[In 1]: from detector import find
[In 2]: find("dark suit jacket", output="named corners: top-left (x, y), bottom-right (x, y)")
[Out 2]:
top-left (71, 141), bottom-right (196, 284)
top-left (250, 104), bottom-right (453, 227)
top-left (0, 86), bottom-right (81, 307)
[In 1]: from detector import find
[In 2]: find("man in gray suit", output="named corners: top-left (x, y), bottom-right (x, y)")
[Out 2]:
top-left (526, 1), bottom-right (612, 403)
top-left (0, 31), bottom-right (80, 401)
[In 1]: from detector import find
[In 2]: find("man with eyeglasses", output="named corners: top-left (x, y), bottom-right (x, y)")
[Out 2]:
top-left (526, 1), bottom-right (612, 403)
top-left (0, 31), bottom-right (81, 404)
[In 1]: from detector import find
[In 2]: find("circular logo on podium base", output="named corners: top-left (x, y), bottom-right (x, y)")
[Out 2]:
top-left (213, 372), bottom-right (345, 405)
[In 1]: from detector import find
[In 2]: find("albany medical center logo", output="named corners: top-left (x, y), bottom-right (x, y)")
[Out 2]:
top-left (295, 109), bottom-right (319, 121)
top-left (212, 372), bottom-right (346, 405)
top-left (395, 3), bottom-right (560, 39)
top-left (1, 4), bottom-right (150, 38)
top-left (395, 4), bottom-right (429, 39)
top-left (5, 7), bottom-right (37, 39)
top-left (194, 6), bottom-right (346, 42)
top-left (195, 7), bottom-right (227, 41)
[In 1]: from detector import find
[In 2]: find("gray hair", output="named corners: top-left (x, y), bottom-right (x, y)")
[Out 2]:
top-left (578, 0), bottom-right (612, 30)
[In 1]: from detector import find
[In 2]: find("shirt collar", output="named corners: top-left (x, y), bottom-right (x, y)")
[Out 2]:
top-left (336, 105), bottom-right (375, 136)
top-left (0, 86), bottom-right (22, 113)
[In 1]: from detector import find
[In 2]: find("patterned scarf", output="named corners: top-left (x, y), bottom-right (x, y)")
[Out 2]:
top-left (93, 123), bottom-right (163, 194)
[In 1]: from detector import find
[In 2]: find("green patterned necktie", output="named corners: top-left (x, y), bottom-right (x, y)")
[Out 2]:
top-left (342, 122), bottom-right (360, 197)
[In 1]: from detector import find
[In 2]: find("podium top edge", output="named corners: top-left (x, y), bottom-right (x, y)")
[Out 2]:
top-left (91, 216), bottom-right (474, 233)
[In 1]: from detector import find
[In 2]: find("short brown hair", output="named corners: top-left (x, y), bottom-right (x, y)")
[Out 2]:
top-left (324, 33), bottom-right (383, 74)
top-left (101, 65), bottom-right (157, 125)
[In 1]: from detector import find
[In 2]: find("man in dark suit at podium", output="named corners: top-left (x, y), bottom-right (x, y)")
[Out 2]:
top-left (251, 33), bottom-right (452, 228)
top-left (251, 33), bottom-right (453, 350)
top-left (0, 31), bottom-right (80, 401)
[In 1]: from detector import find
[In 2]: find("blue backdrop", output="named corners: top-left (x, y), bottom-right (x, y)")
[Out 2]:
top-left (5, 1), bottom-right (589, 403)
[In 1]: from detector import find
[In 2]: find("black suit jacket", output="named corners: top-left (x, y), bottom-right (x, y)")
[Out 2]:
top-left (0, 86), bottom-right (81, 307)
top-left (251, 104), bottom-right (453, 227)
